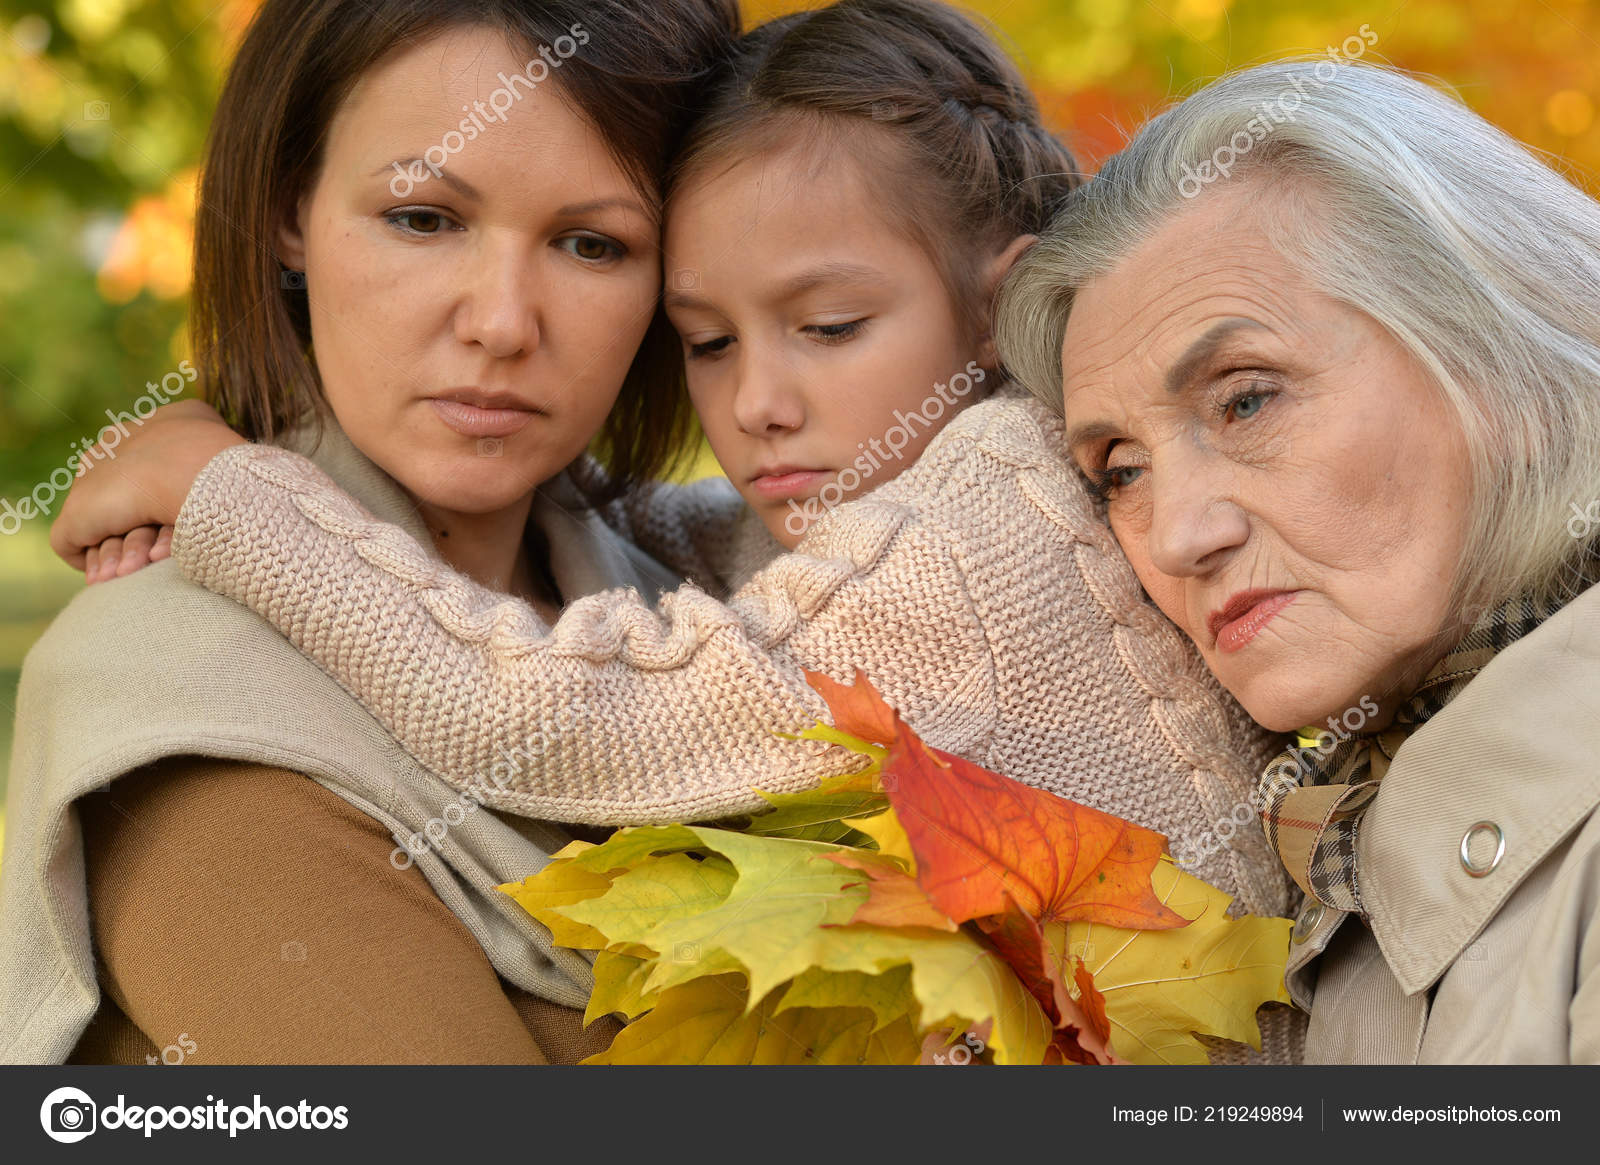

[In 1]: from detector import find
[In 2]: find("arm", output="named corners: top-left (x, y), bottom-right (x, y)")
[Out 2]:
top-left (49, 399), bottom-right (244, 580)
top-left (79, 757), bottom-right (551, 1064)
top-left (172, 444), bottom-right (991, 824)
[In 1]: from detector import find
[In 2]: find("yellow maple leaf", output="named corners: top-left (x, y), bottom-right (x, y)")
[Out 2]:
top-left (1054, 858), bottom-right (1293, 1064)
top-left (584, 974), bottom-right (922, 1065)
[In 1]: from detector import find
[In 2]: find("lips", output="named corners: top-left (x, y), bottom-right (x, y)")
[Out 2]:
top-left (749, 467), bottom-right (830, 500)
top-left (427, 389), bottom-right (541, 439)
top-left (1206, 589), bottom-right (1298, 654)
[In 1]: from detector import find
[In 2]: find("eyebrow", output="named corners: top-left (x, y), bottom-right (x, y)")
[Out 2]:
top-left (663, 259), bottom-right (883, 312)
top-left (1064, 317), bottom-right (1270, 455)
top-left (1162, 317), bottom-right (1269, 396)
top-left (377, 159), bottom-right (481, 201)
top-left (554, 196), bottom-right (650, 218)
top-left (373, 166), bottom-right (647, 221)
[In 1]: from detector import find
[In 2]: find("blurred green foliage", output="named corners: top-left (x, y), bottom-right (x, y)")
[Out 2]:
top-left (1, 0), bottom-right (247, 504)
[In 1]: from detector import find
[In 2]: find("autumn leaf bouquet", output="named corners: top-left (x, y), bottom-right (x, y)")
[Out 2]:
top-left (499, 673), bottom-right (1292, 1064)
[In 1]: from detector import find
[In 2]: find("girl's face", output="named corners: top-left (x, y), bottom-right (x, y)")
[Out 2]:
top-left (278, 26), bottom-right (660, 522)
top-left (664, 138), bottom-right (990, 548)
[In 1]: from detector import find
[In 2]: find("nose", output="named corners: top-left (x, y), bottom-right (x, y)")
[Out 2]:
top-left (731, 344), bottom-right (806, 436)
top-left (1144, 441), bottom-right (1250, 578)
top-left (454, 237), bottom-right (540, 359)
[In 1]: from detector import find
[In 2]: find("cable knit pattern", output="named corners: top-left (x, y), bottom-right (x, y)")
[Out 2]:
top-left (172, 387), bottom-right (1302, 1060)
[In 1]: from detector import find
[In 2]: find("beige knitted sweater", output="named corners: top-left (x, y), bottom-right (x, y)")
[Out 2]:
top-left (173, 388), bottom-right (1291, 911)
top-left (173, 387), bottom-right (1292, 900)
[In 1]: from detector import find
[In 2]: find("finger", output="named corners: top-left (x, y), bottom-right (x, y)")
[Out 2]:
top-left (84, 545), bottom-right (101, 585)
top-left (149, 524), bottom-right (174, 563)
top-left (117, 526), bottom-right (159, 576)
top-left (94, 536), bottom-right (125, 584)
top-left (50, 510), bottom-right (89, 571)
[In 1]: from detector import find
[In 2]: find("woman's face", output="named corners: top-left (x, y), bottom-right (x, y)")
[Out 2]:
top-left (278, 26), bottom-right (660, 520)
top-left (663, 137), bottom-right (990, 548)
top-left (1059, 183), bottom-right (1475, 732)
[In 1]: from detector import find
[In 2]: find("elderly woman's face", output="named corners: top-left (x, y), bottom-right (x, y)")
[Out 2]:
top-left (1060, 185), bottom-right (1474, 732)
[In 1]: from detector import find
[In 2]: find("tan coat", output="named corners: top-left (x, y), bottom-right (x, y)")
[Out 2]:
top-left (1287, 581), bottom-right (1600, 1063)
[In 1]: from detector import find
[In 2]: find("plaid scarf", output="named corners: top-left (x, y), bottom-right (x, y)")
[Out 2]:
top-left (1257, 592), bottom-right (1560, 914)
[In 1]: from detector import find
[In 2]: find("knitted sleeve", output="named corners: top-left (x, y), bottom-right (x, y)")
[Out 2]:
top-left (172, 445), bottom-right (993, 825)
top-left (594, 475), bottom-right (750, 594)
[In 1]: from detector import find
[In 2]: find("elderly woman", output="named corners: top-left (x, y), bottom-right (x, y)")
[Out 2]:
top-left (998, 60), bottom-right (1600, 1063)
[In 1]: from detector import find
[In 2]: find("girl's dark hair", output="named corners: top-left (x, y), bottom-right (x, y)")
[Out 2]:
top-left (671, 0), bottom-right (1081, 339)
top-left (192, 0), bottom-right (740, 500)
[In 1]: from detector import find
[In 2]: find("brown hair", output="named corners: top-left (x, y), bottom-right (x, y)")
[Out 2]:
top-left (191, 0), bottom-right (740, 500)
top-left (670, 0), bottom-right (1081, 341)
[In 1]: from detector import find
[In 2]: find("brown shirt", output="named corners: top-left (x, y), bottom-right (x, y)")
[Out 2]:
top-left (67, 757), bottom-right (620, 1065)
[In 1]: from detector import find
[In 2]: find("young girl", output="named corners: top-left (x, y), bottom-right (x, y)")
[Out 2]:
top-left (57, 0), bottom-right (1300, 1059)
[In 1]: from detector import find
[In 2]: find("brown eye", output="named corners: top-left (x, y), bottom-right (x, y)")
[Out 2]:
top-left (401, 211), bottom-right (443, 233)
top-left (559, 234), bottom-right (622, 263)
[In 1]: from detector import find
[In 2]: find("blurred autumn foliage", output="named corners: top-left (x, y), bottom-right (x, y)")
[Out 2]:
top-left (2, 0), bottom-right (1598, 502)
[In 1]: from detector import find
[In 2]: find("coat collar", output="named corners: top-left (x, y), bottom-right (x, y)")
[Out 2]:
top-left (1354, 581), bottom-right (1600, 994)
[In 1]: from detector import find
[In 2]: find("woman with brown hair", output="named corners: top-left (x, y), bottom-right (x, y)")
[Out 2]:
top-left (0, 0), bottom-right (740, 1064)
top-left (36, 0), bottom-right (1301, 1064)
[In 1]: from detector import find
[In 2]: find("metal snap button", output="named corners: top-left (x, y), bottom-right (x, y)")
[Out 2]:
top-left (1459, 821), bottom-right (1505, 877)
top-left (1291, 902), bottom-right (1324, 944)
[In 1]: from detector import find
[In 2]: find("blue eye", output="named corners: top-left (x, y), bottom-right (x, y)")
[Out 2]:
top-left (1224, 388), bottom-right (1273, 422)
top-left (1087, 464), bottom-right (1144, 501)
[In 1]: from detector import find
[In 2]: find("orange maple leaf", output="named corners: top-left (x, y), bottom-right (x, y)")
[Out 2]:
top-left (803, 668), bottom-right (900, 746)
top-left (975, 905), bottom-right (1116, 1064)
top-left (1073, 958), bottom-right (1112, 1047)
top-left (821, 850), bottom-right (958, 932)
top-left (886, 717), bottom-right (1186, 931)
top-left (804, 671), bottom-right (1186, 933)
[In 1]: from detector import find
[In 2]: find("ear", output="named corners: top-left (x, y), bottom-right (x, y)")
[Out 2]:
top-left (974, 233), bottom-right (1038, 369)
top-left (276, 194), bottom-right (310, 274)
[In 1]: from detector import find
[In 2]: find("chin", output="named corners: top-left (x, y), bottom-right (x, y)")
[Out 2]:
top-left (1226, 665), bottom-right (1372, 736)
top-left (398, 460), bottom-right (545, 516)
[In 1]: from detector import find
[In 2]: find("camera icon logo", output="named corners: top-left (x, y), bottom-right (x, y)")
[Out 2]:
top-left (280, 270), bottom-right (307, 291)
top-left (40, 1086), bottom-right (97, 1143)
top-left (281, 940), bottom-right (307, 962)
top-left (671, 268), bottom-right (700, 291)
top-left (870, 100), bottom-right (898, 121)
top-left (83, 100), bottom-right (110, 122)
top-left (476, 437), bottom-right (504, 457)
top-left (672, 941), bottom-right (700, 964)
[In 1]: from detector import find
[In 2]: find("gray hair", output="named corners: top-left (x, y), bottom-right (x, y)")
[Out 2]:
top-left (996, 59), bottom-right (1600, 617)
